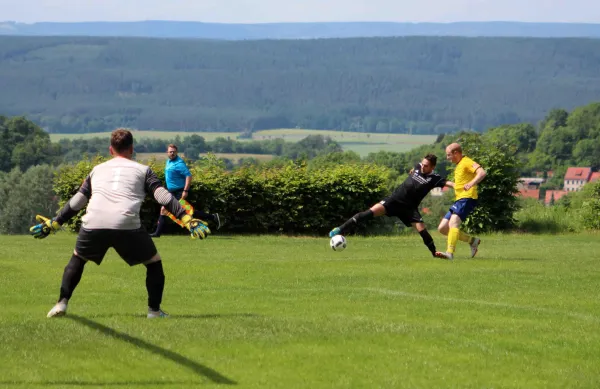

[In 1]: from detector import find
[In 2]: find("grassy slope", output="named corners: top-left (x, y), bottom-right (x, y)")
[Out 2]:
top-left (1, 233), bottom-right (599, 388)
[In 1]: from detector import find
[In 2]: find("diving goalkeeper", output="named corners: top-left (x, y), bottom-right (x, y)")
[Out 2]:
top-left (30, 129), bottom-right (210, 319)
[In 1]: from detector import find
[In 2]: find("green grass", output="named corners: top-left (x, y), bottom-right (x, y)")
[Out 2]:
top-left (2, 233), bottom-right (599, 388)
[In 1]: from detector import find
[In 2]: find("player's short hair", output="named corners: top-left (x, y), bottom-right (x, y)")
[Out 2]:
top-left (424, 153), bottom-right (438, 166)
top-left (111, 128), bottom-right (133, 153)
top-left (167, 144), bottom-right (178, 151)
top-left (448, 143), bottom-right (462, 154)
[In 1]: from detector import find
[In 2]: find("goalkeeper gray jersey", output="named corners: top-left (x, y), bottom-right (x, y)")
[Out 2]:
top-left (81, 158), bottom-right (162, 230)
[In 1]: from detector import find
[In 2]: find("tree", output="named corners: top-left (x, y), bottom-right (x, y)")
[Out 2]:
top-left (0, 116), bottom-right (56, 172)
top-left (0, 165), bottom-right (59, 234)
top-left (484, 123), bottom-right (537, 153)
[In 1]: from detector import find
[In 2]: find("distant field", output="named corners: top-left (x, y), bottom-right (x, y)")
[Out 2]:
top-left (49, 131), bottom-right (242, 142)
top-left (135, 152), bottom-right (275, 163)
top-left (199, 153), bottom-right (275, 163)
top-left (50, 129), bottom-right (436, 157)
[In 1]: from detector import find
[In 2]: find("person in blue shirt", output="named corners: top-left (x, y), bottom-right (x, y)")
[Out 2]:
top-left (150, 144), bottom-right (221, 237)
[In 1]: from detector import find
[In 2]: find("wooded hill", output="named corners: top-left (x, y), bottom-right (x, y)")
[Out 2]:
top-left (2, 36), bottom-right (600, 134)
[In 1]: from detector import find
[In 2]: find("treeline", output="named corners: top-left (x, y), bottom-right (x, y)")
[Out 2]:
top-left (366, 102), bottom-right (600, 189)
top-left (3, 36), bottom-right (600, 133)
top-left (0, 114), bottom-right (343, 172)
top-left (56, 134), bottom-right (342, 163)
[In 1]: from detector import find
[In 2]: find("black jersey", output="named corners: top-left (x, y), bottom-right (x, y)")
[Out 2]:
top-left (389, 163), bottom-right (447, 208)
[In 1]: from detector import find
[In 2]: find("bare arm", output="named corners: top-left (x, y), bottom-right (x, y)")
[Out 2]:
top-left (464, 166), bottom-right (487, 191)
top-left (182, 175), bottom-right (192, 200)
top-left (444, 181), bottom-right (455, 188)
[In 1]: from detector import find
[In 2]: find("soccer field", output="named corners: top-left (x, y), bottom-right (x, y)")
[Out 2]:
top-left (1, 233), bottom-right (599, 388)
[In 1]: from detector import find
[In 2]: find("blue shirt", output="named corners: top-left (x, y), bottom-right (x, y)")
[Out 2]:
top-left (165, 156), bottom-right (191, 191)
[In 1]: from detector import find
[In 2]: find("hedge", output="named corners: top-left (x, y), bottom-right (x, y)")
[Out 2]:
top-left (53, 156), bottom-right (391, 235)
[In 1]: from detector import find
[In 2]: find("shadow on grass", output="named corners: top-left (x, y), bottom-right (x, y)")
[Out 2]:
top-left (62, 314), bottom-right (237, 385)
top-left (0, 380), bottom-right (202, 386)
top-left (88, 313), bottom-right (260, 320)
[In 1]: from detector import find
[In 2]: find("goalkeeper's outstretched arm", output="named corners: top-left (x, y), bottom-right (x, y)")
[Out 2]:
top-left (144, 168), bottom-right (210, 239)
top-left (144, 168), bottom-right (188, 219)
top-left (54, 176), bottom-right (93, 225)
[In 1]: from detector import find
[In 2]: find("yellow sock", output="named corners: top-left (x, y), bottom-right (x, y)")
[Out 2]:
top-left (447, 227), bottom-right (459, 254)
top-left (459, 231), bottom-right (472, 244)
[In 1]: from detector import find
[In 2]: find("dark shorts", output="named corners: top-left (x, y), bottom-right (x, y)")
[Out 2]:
top-left (444, 198), bottom-right (478, 221)
top-left (75, 227), bottom-right (158, 266)
top-left (379, 197), bottom-right (423, 227)
top-left (169, 189), bottom-right (185, 200)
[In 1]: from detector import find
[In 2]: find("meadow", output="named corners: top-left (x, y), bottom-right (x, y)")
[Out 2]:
top-left (49, 129), bottom-right (437, 157)
top-left (1, 232), bottom-right (599, 388)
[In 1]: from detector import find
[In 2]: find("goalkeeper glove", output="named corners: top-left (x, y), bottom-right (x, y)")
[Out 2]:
top-left (180, 214), bottom-right (211, 240)
top-left (30, 215), bottom-right (61, 239)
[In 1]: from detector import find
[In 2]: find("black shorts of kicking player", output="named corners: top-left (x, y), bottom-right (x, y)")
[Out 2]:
top-left (75, 227), bottom-right (158, 266)
top-left (379, 197), bottom-right (424, 227)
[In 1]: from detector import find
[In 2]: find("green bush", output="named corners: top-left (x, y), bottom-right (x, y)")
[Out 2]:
top-left (53, 157), bottom-right (391, 235)
top-left (514, 198), bottom-right (580, 233)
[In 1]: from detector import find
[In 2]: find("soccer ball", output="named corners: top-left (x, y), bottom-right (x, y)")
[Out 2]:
top-left (330, 235), bottom-right (347, 251)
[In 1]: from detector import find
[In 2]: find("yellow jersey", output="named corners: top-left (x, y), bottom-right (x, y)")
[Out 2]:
top-left (453, 156), bottom-right (480, 200)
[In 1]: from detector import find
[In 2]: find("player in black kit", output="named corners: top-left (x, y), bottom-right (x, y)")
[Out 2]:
top-left (329, 154), bottom-right (454, 258)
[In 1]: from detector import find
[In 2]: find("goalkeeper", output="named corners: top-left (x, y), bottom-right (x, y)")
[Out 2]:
top-left (30, 129), bottom-right (210, 319)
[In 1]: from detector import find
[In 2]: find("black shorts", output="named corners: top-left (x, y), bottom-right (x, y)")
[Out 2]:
top-left (75, 227), bottom-right (158, 266)
top-left (169, 189), bottom-right (187, 200)
top-left (379, 197), bottom-right (423, 227)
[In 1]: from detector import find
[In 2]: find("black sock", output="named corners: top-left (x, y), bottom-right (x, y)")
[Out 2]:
top-left (419, 229), bottom-right (437, 256)
top-left (153, 215), bottom-right (167, 235)
top-left (146, 261), bottom-right (165, 312)
top-left (194, 210), bottom-right (216, 223)
top-left (339, 210), bottom-right (374, 234)
top-left (59, 254), bottom-right (86, 302)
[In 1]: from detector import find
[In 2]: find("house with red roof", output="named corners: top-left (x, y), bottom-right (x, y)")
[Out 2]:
top-left (544, 190), bottom-right (568, 205)
top-left (590, 172), bottom-right (600, 183)
top-left (518, 188), bottom-right (540, 200)
top-left (564, 167), bottom-right (592, 192)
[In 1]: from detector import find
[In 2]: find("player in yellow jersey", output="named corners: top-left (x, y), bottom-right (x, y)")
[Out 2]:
top-left (436, 143), bottom-right (486, 260)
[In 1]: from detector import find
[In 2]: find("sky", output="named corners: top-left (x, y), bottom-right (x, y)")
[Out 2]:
top-left (0, 0), bottom-right (599, 24)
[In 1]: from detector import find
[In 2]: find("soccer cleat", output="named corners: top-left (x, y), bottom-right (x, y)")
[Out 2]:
top-left (434, 251), bottom-right (454, 260)
top-left (329, 227), bottom-right (341, 238)
top-left (147, 309), bottom-right (169, 319)
top-left (470, 238), bottom-right (481, 258)
top-left (47, 301), bottom-right (68, 318)
top-left (213, 213), bottom-right (222, 230)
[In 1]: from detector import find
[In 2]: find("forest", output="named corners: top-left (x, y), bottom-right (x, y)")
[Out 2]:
top-left (2, 35), bottom-right (600, 134)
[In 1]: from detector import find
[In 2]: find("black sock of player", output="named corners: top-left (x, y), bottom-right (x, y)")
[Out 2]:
top-left (194, 209), bottom-right (216, 223)
top-left (146, 261), bottom-right (165, 312)
top-left (153, 215), bottom-right (167, 235)
top-left (59, 254), bottom-right (86, 302)
top-left (419, 229), bottom-right (437, 256)
top-left (339, 210), bottom-right (374, 234)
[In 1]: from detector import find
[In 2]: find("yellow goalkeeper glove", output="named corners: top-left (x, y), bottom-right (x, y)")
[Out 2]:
top-left (180, 214), bottom-right (211, 240)
top-left (30, 215), bottom-right (61, 239)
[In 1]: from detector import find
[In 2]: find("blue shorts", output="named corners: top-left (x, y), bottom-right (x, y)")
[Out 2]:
top-left (444, 198), bottom-right (478, 221)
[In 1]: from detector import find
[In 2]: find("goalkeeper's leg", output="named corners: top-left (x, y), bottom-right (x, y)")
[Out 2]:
top-left (48, 254), bottom-right (87, 317)
top-left (145, 259), bottom-right (166, 317)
